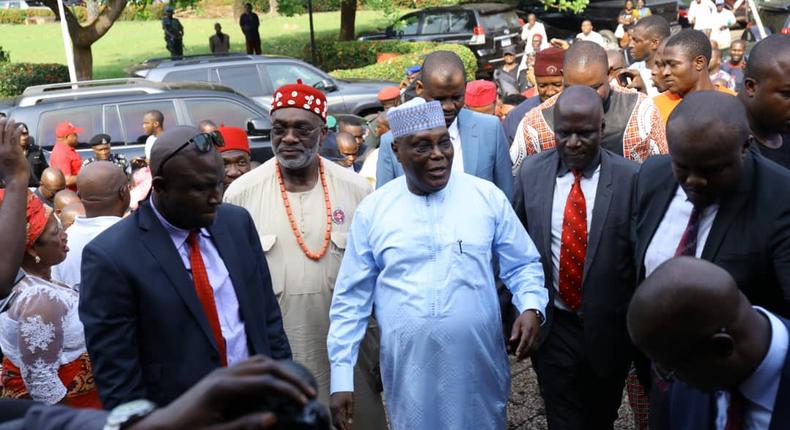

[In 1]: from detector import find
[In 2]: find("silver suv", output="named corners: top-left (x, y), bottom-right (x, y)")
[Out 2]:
top-left (131, 54), bottom-right (394, 117)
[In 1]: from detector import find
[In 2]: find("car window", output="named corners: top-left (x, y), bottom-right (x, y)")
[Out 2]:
top-left (395, 14), bottom-right (420, 36)
top-left (216, 65), bottom-right (266, 97)
top-left (37, 105), bottom-right (102, 149)
top-left (162, 68), bottom-right (211, 83)
top-left (448, 11), bottom-right (473, 32)
top-left (422, 13), bottom-right (449, 34)
top-left (479, 11), bottom-right (522, 32)
top-left (182, 98), bottom-right (259, 130)
top-left (264, 63), bottom-right (325, 89)
top-left (118, 100), bottom-right (177, 144)
top-left (102, 105), bottom-right (126, 145)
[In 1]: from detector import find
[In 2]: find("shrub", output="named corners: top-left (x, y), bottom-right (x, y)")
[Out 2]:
top-left (0, 9), bottom-right (27, 24)
top-left (311, 40), bottom-right (436, 71)
top-left (330, 43), bottom-right (477, 82)
top-left (0, 63), bottom-right (70, 97)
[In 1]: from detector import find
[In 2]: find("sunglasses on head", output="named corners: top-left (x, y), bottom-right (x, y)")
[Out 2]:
top-left (156, 131), bottom-right (224, 176)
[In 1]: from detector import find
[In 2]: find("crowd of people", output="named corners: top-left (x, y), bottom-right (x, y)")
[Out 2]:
top-left (0, 5), bottom-right (788, 429)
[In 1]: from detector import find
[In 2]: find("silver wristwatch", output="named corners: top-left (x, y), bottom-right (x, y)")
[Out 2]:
top-left (103, 399), bottom-right (157, 430)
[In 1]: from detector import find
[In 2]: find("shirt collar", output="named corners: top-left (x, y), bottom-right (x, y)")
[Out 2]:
top-left (739, 306), bottom-right (789, 410)
top-left (556, 149), bottom-right (601, 178)
top-left (149, 195), bottom-right (210, 250)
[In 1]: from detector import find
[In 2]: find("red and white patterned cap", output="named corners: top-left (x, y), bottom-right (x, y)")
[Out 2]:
top-left (271, 79), bottom-right (328, 122)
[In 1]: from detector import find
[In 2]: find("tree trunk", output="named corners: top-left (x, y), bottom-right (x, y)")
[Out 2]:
top-left (86, 0), bottom-right (100, 21)
top-left (269, 0), bottom-right (278, 15)
top-left (42, 0), bottom-right (128, 80)
top-left (233, 0), bottom-right (244, 20)
top-left (73, 44), bottom-right (93, 81)
top-left (339, 0), bottom-right (356, 41)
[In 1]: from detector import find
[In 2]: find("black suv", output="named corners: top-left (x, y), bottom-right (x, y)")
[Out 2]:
top-left (357, 3), bottom-right (526, 76)
top-left (0, 79), bottom-right (274, 162)
top-left (517, 0), bottom-right (679, 42)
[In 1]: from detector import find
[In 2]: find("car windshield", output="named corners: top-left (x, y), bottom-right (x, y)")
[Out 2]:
top-left (478, 10), bottom-right (521, 32)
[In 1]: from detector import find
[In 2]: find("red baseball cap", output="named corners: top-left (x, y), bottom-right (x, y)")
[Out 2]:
top-left (377, 86), bottom-right (401, 102)
top-left (464, 80), bottom-right (497, 108)
top-left (217, 126), bottom-right (250, 155)
top-left (55, 122), bottom-right (84, 138)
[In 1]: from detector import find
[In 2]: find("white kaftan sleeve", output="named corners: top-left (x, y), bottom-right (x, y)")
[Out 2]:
top-left (11, 286), bottom-right (69, 404)
top-left (491, 191), bottom-right (548, 316)
top-left (327, 210), bottom-right (378, 394)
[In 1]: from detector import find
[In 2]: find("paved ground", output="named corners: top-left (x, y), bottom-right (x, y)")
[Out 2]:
top-left (506, 357), bottom-right (635, 430)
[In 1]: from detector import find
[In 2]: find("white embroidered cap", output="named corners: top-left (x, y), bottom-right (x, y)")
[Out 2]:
top-left (386, 97), bottom-right (445, 139)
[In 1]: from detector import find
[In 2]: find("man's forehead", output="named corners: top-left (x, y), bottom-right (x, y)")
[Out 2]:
top-left (272, 108), bottom-right (321, 124)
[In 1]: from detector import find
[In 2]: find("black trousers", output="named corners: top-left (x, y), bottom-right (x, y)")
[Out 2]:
top-left (532, 309), bottom-right (628, 430)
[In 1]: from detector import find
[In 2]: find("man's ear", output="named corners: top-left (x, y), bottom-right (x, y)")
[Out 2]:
top-left (709, 332), bottom-right (735, 359)
top-left (415, 80), bottom-right (424, 97)
top-left (151, 176), bottom-right (166, 194)
top-left (694, 54), bottom-right (707, 72)
top-left (742, 77), bottom-right (757, 98)
top-left (392, 138), bottom-right (402, 163)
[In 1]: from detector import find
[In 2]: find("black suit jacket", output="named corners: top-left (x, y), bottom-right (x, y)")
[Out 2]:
top-left (635, 153), bottom-right (790, 318)
top-left (513, 148), bottom-right (639, 376)
top-left (79, 202), bottom-right (291, 408)
top-left (668, 316), bottom-right (790, 430)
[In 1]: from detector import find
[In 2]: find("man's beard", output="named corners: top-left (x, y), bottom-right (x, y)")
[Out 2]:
top-left (275, 135), bottom-right (321, 170)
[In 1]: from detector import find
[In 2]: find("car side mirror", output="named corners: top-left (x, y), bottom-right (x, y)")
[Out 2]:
top-left (314, 79), bottom-right (338, 93)
top-left (247, 117), bottom-right (272, 137)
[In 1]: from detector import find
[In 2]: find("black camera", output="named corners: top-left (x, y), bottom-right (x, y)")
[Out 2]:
top-left (263, 360), bottom-right (330, 430)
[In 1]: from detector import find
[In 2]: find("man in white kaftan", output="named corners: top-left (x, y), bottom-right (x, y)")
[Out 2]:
top-left (327, 98), bottom-right (548, 430)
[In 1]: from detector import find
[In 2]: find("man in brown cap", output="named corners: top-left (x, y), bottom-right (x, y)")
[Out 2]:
top-left (513, 41), bottom-right (667, 172)
top-left (503, 46), bottom-right (566, 145)
top-left (224, 81), bottom-right (387, 429)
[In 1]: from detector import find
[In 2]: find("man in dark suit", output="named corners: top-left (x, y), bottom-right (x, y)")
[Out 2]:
top-left (629, 257), bottom-right (790, 430)
top-left (376, 50), bottom-right (513, 198)
top-left (513, 86), bottom-right (639, 429)
top-left (80, 126), bottom-right (291, 409)
top-left (635, 91), bottom-right (790, 319)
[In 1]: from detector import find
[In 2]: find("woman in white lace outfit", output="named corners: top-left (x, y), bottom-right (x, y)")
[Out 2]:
top-left (0, 191), bottom-right (101, 408)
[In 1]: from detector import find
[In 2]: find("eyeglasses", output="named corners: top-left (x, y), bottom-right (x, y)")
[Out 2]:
top-left (155, 131), bottom-right (224, 176)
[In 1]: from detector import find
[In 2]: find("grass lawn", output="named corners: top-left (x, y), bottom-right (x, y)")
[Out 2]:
top-left (0, 10), bottom-right (391, 78)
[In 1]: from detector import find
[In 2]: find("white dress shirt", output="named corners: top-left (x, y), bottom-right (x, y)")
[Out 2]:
top-left (550, 161), bottom-right (600, 311)
top-left (449, 117), bottom-right (465, 174)
top-left (150, 198), bottom-right (250, 365)
top-left (715, 307), bottom-right (789, 430)
top-left (576, 31), bottom-right (606, 47)
top-left (688, 0), bottom-right (717, 30)
top-left (644, 186), bottom-right (719, 277)
top-left (52, 215), bottom-right (121, 290)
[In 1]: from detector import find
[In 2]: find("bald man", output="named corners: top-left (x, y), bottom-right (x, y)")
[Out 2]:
top-left (652, 29), bottom-right (737, 123)
top-left (53, 189), bottom-right (80, 218)
top-left (33, 167), bottom-right (66, 208)
top-left (335, 132), bottom-right (360, 172)
top-left (636, 91), bottom-right (790, 317)
top-left (628, 257), bottom-right (790, 430)
top-left (376, 50), bottom-right (513, 197)
top-left (60, 202), bottom-right (85, 230)
top-left (515, 40), bottom-right (667, 164)
top-left (514, 86), bottom-right (640, 429)
top-left (739, 35), bottom-right (790, 170)
top-left (51, 161), bottom-right (130, 288)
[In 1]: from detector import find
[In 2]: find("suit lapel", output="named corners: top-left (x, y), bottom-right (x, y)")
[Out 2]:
top-left (584, 152), bottom-right (613, 280)
top-left (769, 318), bottom-right (790, 430)
top-left (636, 169), bottom-right (677, 278)
top-left (137, 204), bottom-right (221, 354)
top-left (207, 220), bottom-right (261, 354)
top-left (536, 154), bottom-right (558, 267)
top-left (458, 109), bottom-right (480, 176)
top-left (701, 154), bottom-right (755, 260)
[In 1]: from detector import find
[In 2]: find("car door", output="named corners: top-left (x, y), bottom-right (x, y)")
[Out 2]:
top-left (35, 105), bottom-right (103, 158)
top-left (210, 64), bottom-right (270, 99)
top-left (260, 62), bottom-right (347, 114)
top-left (391, 12), bottom-right (422, 41)
top-left (180, 97), bottom-right (273, 161)
top-left (418, 11), bottom-right (451, 42)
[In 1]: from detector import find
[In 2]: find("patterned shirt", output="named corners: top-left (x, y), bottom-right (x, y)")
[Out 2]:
top-left (512, 86), bottom-right (667, 171)
top-left (82, 153), bottom-right (131, 175)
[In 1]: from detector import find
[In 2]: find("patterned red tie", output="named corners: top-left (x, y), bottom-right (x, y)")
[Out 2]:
top-left (675, 205), bottom-right (702, 257)
top-left (558, 170), bottom-right (587, 311)
top-left (187, 231), bottom-right (227, 367)
top-left (725, 390), bottom-right (745, 430)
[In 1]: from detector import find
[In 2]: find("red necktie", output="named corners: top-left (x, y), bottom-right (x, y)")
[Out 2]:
top-left (558, 170), bottom-right (587, 311)
top-left (725, 390), bottom-right (745, 430)
top-left (187, 231), bottom-right (227, 367)
top-left (675, 205), bottom-right (702, 256)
